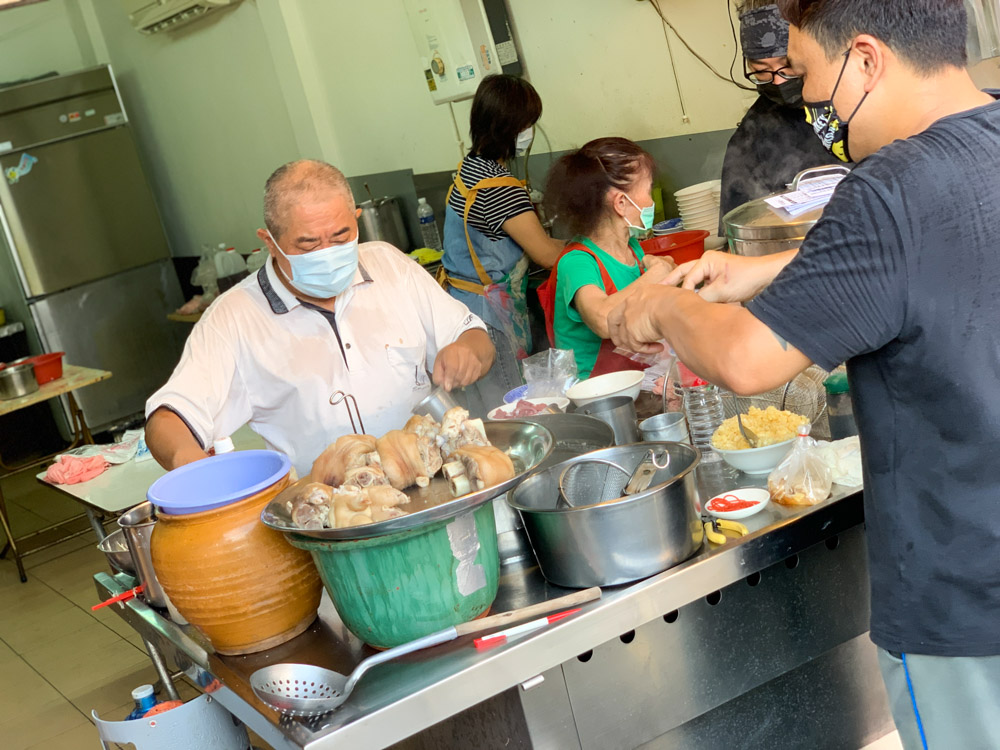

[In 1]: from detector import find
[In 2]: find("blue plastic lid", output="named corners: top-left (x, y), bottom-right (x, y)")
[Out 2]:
top-left (503, 384), bottom-right (529, 404)
top-left (147, 449), bottom-right (291, 514)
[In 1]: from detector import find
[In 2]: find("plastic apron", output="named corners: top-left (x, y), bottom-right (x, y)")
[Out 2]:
top-left (439, 162), bottom-right (532, 412)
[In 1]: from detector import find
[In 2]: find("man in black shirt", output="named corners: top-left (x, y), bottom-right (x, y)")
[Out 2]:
top-left (609, 2), bottom-right (999, 748)
top-left (718, 1), bottom-right (840, 230)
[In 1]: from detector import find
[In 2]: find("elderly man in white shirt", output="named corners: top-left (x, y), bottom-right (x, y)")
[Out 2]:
top-left (145, 159), bottom-right (494, 475)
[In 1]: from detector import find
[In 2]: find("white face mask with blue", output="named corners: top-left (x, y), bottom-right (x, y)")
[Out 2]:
top-left (267, 230), bottom-right (359, 299)
top-left (515, 126), bottom-right (534, 156)
top-left (624, 193), bottom-right (655, 237)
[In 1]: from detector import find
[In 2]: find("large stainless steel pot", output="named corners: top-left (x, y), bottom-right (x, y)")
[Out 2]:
top-left (493, 413), bottom-right (615, 565)
top-left (724, 166), bottom-right (850, 257)
top-left (0, 362), bottom-right (38, 399)
top-left (507, 443), bottom-right (703, 587)
top-left (358, 196), bottom-right (410, 252)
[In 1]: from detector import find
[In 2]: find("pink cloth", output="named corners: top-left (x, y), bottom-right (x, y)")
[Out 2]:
top-left (45, 455), bottom-right (109, 484)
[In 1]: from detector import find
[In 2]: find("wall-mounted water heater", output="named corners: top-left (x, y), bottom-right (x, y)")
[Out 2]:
top-left (403, 0), bottom-right (522, 105)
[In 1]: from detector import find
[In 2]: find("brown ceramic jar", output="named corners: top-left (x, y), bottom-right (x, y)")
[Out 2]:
top-left (151, 473), bottom-right (321, 655)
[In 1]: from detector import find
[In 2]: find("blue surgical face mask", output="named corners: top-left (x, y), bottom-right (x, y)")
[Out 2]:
top-left (267, 230), bottom-right (359, 299)
top-left (624, 193), bottom-right (655, 235)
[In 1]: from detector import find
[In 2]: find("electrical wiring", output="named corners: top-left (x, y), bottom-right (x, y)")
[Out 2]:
top-left (648, 0), bottom-right (756, 92)
top-left (726, 0), bottom-right (757, 90)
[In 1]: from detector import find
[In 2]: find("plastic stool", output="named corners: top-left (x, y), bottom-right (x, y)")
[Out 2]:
top-left (93, 693), bottom-right (249, 750)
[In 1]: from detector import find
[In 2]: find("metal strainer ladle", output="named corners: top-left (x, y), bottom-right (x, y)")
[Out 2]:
top-left (557, 458), bottom-right (631, 509)
top-left (251, 588), bottom-right (603, 717)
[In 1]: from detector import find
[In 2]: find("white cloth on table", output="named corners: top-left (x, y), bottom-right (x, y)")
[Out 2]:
top-left (146, 243), bottom-right (485, 476)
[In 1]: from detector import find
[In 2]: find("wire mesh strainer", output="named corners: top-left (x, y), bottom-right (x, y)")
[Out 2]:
top-left (723, 366), bottom-right (829, 434)
top-left (558, 459), bottom-right (630, 508)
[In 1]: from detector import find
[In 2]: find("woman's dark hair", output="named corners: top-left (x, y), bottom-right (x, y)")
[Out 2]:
top-left (777, 0), bottom-right (967, 71)
top-left (469, 74), bottom-right (542, 162)
top-left (544, 137), bottom-right (655, 238)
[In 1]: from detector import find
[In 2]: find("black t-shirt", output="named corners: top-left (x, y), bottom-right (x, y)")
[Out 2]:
top-left (748, 97), bottom-right (1000, 657)
top-left (719, 95), bottom-right (841, 234)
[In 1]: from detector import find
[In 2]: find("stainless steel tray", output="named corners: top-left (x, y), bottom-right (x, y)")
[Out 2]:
top-left (260, 420), bottom-right (553, 540)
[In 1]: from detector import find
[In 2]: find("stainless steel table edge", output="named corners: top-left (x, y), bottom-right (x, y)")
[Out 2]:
top-left (96, 486), bottom-right (865, 750)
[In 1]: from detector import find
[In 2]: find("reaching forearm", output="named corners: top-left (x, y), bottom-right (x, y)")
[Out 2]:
top-left (146, 408), bottom-right (209, 470)
top-left (579, 283), bottom-right (646, 340)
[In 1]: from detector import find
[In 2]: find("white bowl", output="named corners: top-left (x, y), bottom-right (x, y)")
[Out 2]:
top-left (487, 397), bottom-right (570, 420)
top-left (704, 487), bottom-right (770, 519)
top-left (677, 195), bottom-right (719, 208)
top-left (566, 370), bottom-right (644, 406)
top-left (674, 179), bottom-right (721, 199)
top-left (679, 207), bottom-right (720, 220)
top-left (713, 438), bottom-right (794, 475)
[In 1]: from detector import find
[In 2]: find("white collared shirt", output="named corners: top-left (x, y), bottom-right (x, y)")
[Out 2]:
top-left (146, 242), bottom-right (485, 475)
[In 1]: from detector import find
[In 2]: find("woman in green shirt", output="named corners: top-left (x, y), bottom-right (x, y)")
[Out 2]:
top-left (544, 138), bottom-right (673, 378)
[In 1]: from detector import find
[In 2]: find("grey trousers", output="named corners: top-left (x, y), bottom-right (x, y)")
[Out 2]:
top-left (877, 647), bottom-right (1000, 750)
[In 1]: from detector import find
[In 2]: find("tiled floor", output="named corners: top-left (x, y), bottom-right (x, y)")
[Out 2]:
top-left (0, 468), bottom-right (904, 750)
top-left (0, 469), bottom-right (223, 749)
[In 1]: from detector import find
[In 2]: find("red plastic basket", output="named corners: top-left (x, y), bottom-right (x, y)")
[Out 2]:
top-left (640, 230), bottom-right (710, 265)
top-left (31, 352), bottom-right (65, 384)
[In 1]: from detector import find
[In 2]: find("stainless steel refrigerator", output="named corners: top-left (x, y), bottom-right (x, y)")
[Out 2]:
top-left (0, 65), bottom-right (187, 431)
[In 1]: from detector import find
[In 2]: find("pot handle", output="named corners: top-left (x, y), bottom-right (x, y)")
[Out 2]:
top-left (790, 165), bottom-right (852, 190)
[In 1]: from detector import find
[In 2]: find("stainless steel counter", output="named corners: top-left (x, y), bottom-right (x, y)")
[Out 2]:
top-left (96, 468), bottom-right (891, 750)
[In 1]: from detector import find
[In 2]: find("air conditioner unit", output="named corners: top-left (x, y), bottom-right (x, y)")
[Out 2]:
top-left (122, 0), bottom-right (242, 35)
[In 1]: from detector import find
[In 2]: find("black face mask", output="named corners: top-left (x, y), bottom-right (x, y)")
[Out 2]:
top-left (758, 77), bottom-right (805, 109)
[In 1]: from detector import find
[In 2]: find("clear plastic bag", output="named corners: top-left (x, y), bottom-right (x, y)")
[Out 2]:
top-left (767, 424), bottom-right (833, 506)
top-left (521, 348), bottom-right (578, 398)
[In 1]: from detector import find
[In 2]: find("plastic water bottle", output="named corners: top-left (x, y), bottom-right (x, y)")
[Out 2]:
top-left (246, 248), bottom-right (267, 273)
top-left (125, 684), bottom-right (158, 720)
top-left (417, 198), bottom-right (442, 250)
top-left (682, 382), bottom-right (725, 462)
top-left (675, 361), bottom-right (725, 461)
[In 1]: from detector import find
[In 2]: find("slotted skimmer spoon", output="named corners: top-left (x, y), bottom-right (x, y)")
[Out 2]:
top-left (251, 587), bottom-right (602, 717)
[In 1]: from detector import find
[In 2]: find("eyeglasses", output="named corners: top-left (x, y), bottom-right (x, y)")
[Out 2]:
top-left (744, 66), bottom-right (802, 85)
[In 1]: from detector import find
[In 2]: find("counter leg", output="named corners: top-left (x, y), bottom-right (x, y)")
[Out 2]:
top-left (142, 637), bottom-right (181, 702)
top-left (66, 392), bottom-right (94, 446)
top-left (0, 482), bottom-right (27, 582)
top-left (85, 507), bottom-right (108, 543)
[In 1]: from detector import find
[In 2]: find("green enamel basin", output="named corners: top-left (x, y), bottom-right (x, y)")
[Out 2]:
top-left (289, 503), bottom-right (499, 648)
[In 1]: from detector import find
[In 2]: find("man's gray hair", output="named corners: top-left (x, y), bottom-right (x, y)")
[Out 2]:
top-left (263, 159), bottom-right (355, 238)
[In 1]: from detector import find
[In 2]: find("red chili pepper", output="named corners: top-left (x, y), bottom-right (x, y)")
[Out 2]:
top-left (708, 494), bottom-right (759, 512)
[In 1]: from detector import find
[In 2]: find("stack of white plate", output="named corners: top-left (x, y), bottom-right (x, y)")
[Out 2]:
top-left (674, 180), bottom-right (722, 233)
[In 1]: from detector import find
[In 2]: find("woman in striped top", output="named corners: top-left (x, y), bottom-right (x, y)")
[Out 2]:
top-left (441, 74), bottom-right (564, 414)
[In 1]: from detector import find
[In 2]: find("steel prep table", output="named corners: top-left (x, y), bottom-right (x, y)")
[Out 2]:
top-left (94, 465), bottom-right (894, 750)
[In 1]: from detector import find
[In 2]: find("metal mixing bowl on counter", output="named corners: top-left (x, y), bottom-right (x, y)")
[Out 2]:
top-left (507, 443), bottom-right (703, 588)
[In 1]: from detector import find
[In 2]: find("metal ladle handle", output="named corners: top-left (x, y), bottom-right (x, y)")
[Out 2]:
top-left (330, 390), bottom-right (366, 435)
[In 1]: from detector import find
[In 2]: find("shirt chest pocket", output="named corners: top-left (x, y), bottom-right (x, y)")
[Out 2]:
top-left (385, 343), bottom-right (430, 390)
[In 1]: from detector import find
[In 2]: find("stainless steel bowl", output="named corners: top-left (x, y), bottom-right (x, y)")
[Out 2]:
top-left (0, 363), bottom-right (38, 400)
top-left (97, 528), bottom-right (135, 574)
top-left (507, 443), bottom-right (703, 588)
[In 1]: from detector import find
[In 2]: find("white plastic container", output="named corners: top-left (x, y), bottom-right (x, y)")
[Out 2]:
top-left (245, 248), bottom-right (267, 273)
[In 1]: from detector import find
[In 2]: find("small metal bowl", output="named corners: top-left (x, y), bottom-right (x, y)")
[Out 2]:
top-left (97, 528), bottom-right (136, 574)
top-left (0, 362), bottom-right (38, 400)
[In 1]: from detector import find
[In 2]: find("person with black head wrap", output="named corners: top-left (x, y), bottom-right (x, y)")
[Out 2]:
top-left (717, 2), bottom-right (841, 234)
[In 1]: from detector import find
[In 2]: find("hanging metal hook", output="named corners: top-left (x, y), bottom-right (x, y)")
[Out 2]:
top-left (329, 390), bottom-right (366, 435)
